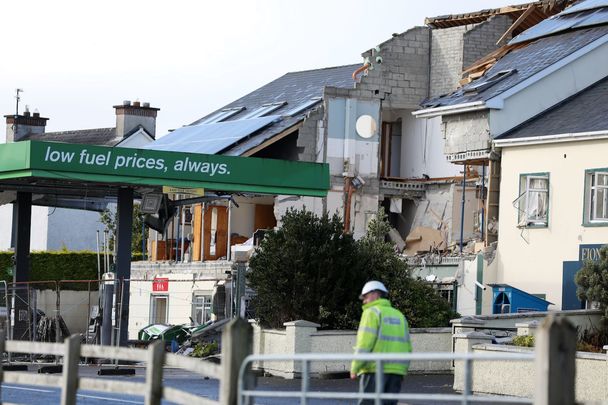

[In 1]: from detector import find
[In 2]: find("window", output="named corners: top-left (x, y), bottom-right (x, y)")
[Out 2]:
top-left (240, 102), bottom-right (286, 119)
top-left (584, 170), bottom-right (608, 225)
top-left (192, 293), bottom-right (213, 325)
top-left (514, 174), bottom-right (549, 227)
top-left (150, 295), bottom-right (168, 324)
top-left (199, 107), bottom-right (244, 124)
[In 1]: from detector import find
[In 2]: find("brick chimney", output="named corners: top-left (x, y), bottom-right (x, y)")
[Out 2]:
top-left (114, 100), bottom-right (160, 139)
top-left (4, 107), bottom-right (48, 143)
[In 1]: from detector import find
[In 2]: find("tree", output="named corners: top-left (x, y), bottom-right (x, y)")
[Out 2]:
top-left (248, 209), bottom-right (364, 329)
top-left (576, 246), bottom-right (608, 325)
top-left (99, 204), bottom-right (148, 255)
top-left (248, 208), bottom-right (458, 329)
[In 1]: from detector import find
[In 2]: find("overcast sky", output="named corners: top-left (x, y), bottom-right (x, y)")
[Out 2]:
top-left (1, 0), bottom-right (529, 141)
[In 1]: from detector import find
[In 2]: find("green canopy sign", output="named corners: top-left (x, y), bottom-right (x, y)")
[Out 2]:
top-left (0, 141), bottom-right (330, 197)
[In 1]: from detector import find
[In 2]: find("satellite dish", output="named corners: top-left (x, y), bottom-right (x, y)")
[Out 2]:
top-left (355, 115), bottom-right (377, 139)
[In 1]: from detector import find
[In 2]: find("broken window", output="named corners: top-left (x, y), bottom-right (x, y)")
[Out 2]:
top-left (513, 174), bottom-right (549, 227)
top-left (585, 170), bottom-right (608, 224)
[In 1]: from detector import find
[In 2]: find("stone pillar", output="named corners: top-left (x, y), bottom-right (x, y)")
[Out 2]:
top-left (453, 331), bottom-right (493, 392)
top-left (283, 320), bottom-right (320, 378)
top-left (516, 320), bottom-right (540, 337)
top-left (451, 316), bottom-right (485, 334)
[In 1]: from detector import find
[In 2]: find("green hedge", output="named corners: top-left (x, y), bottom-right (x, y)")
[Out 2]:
top-left (0, 251), bottom-right (145, 289)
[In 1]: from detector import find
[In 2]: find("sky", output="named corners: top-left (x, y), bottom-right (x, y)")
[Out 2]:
top-left (0, 0), bottom-right (530, 141)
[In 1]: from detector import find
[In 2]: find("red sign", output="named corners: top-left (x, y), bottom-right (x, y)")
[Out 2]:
top-left (152, 277), bottom-right (169, 292)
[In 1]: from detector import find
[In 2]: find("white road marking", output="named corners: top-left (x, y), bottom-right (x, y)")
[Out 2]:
top-left (76, 394), bottom-right (142, 404)
top-left (2, 385), bottom-right (53, 393)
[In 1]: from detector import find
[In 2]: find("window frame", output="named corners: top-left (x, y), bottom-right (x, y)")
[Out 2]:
top-left (583, 168), bottom-right (608, 227)
top-left (191, 291), bottom-right (213, 325)
top-left (149, 294), bottom-right (169, 324)
top-left (516, 172), bottom-right (550, 228)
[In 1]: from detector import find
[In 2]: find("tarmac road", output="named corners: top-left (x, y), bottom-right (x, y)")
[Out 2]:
top-left (0, 366), bottom-right (524, 404)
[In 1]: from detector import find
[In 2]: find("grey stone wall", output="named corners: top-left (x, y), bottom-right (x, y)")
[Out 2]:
top-left (463, 15), bottom-right (512, 68)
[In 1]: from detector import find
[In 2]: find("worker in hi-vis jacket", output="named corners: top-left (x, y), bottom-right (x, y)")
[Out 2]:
top-left (350, 280), bottom-right (412, 405)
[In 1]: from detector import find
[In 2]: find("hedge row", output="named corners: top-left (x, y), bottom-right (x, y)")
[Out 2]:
top-left (0, 251), bottom-right (144, 289)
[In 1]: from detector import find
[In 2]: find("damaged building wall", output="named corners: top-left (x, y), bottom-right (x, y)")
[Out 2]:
top-left (442, 111), bottom-right (490, 155)
top-left (430, 17), bottom-right (512, 98)
top-left (385, 110), bottom-right (461, 179)
top-left (462, 16), bottom-right (513, 68)
top-left (359, 26), bottom-right (431, 109)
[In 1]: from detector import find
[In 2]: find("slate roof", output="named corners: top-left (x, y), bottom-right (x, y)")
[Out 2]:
top-left (497, 76), bottom-right (608, 139)
top-left (181, 64), bottom-right (359, 156)
top-left (21, 125), bottom-right (147, 147)
top-left (421, 25), bottom-right (608, 108)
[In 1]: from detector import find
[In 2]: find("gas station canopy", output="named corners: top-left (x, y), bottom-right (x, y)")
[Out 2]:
top-left (0, 141), bottom-right (330, 200)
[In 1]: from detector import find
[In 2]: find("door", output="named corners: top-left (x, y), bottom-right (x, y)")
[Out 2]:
top-left (150, 295), bottom-right (168, 324)
top-left (562, 261), bottom-right (585, 310)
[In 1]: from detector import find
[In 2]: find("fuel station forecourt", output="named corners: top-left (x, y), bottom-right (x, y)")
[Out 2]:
top-left (0, 140), bottom-right (330, 345)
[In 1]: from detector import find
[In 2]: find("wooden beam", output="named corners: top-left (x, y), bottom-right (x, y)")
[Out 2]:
top-left (242, 122), bottom-right (303, 157)
top-left (496, 5), bottom-right (535, 45)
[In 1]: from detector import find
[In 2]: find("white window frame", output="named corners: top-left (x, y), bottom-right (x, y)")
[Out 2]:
top-left (191, 292), bottom-right (213, 325)
top-left (514, 174), bottom-right (549, 227)
top-left (586, 170), bottom-right (608, 224)
top-left (149, 294), bottom-right (169, 324)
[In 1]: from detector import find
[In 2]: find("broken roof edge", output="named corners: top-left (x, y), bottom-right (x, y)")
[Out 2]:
top-left (412, 101), bottom-right (487, 118)
top-left (425, 0), bottom-right (569, 27)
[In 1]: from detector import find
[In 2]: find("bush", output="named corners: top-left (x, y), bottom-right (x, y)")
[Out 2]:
top-left (248, 208), bottom-right (458, 329)
top-left (512, 335), bottom-right (535, 347)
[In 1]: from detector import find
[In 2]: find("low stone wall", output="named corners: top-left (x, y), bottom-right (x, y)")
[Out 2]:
top-left (453, 332), bottom-right (608, 402)
top-left (251, 320), bottom-right (452, 378)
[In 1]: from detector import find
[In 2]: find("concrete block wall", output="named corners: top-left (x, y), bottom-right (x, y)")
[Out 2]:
top-left (297, 106), bottom-right (324, 162)
top-left (431, 18), bottom-right (509, 98)
top-left (431, 25), bottom-right (467, 97)
top-left (357, 26), bottom-right (431, 109)
top-left (463, 16), bottom-right (512, 68)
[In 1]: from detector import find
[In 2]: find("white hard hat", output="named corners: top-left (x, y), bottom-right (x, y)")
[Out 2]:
top-left (360, 280), bottom-right (388, 299)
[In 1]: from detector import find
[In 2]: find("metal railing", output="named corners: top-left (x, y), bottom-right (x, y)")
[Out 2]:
top-left (238, 352), bottom-right (535, 405)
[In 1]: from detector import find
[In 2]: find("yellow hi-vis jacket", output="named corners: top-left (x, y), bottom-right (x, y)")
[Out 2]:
top-left (350, 298), bottom-right (412, 376)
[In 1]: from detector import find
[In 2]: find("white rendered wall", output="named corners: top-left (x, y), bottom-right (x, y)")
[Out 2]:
top-left (496, 139), bottom-right (608, 308)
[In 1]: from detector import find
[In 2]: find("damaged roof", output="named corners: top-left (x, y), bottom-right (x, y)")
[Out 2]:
top-left (496, 76), bottom-right (608, 139)
top-left (422, 0), bottom-right (608, 109)
top-left (152, 64), bottom-right (358, 156)
top-left (420, 25), bottom-right (608, 108)
top-left (425, 0), bottom-right (573, 34)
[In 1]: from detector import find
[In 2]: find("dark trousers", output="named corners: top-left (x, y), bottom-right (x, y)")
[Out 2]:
top-left (358, 373), bottom-right (403, 405)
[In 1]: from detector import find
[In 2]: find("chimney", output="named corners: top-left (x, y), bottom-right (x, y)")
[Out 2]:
top-left (4, 106), bottom-right (48, 143)
top-left (114, 100), bottom-right (160, 139)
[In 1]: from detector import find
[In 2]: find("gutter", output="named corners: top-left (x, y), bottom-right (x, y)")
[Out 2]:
top-left (493, 130), bottom-right (608, 148)
top-left (412, 101), bottom-right (486, 118)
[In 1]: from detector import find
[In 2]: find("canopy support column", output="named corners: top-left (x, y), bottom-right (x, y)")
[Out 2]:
top-left (13, 192), bottom-right (32, 340)
top-left (116, 187), bottom-right (133, 346)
